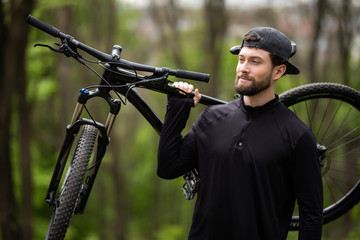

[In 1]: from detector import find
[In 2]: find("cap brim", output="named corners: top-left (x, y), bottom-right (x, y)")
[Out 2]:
top-left (230, 45), bottom-right (241, 55)
top-left (230, 45), bottom-right (300, 75)
top-left (285, 62), bottom-right (300, 75)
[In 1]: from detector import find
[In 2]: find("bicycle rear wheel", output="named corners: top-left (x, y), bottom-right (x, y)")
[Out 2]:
top-left (45, 125), bottom-right (98, 240)
top-left (279, 82), bottom-right (360, 230)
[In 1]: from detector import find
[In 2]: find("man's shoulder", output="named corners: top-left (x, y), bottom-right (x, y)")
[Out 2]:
top-left (195, 99), bottom-right (240, 129)
top-left (203, 98), bottom-right (240, 117)
top-left (275, 102), bottom-right (313, 136)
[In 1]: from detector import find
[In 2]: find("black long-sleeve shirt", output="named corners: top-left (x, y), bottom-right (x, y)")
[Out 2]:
top-left (158, 94), bottom-right (323, 240)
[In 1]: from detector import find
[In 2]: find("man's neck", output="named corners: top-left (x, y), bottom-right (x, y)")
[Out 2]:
top-left (243, 90), bottom-right (276, 107)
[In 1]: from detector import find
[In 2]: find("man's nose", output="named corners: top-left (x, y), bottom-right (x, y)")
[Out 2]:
top-left (237, 61), bottom-right (249, 73)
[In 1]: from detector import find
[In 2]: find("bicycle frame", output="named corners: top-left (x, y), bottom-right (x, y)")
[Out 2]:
top-left (25, 12), bottom-right (227, 213)
top-left (44, 60), bottom-right (227, 213)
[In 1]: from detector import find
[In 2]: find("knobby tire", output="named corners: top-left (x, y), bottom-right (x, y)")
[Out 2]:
top-left (45, 125), bottom-right (98, 240)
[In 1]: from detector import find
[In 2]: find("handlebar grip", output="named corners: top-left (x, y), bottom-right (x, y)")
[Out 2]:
top-left (175, 69), bottom-right (210, 82)
top-left (26, 14), bottom-right (62, 38)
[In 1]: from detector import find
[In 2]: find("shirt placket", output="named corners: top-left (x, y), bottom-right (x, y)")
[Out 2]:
top-left (236, 115), bottom-right (250, 151)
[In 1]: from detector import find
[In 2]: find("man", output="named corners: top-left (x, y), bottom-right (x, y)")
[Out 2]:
top-left (157, 27), bottom-right (323, 239)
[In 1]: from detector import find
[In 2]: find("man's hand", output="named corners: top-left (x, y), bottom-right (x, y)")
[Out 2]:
top-left (173, 81), bottom-right (202, 107)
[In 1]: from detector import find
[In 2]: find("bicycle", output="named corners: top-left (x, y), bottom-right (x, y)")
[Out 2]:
top-left (26, 15), bottom-right (360, 239)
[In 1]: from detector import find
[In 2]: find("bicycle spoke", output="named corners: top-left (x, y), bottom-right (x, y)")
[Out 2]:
top-left (330, 147), bottom-right (360, 160)
top-left (328, 134), bottom-right (360, 153)
top-left (314, 98), bottom-right (331, 139)
top-left (325, 117), bottom-right (359, 147)
top-left (327, 104), bottom-right (353, 145)
top-left (322, 110), bottom-right (359, 144)
top-left (323, 175), bottom-right (340, 204)
top-left (316, 100), bottom-right (342, 145)
top-left (304, 100), bottom-right (312, 130)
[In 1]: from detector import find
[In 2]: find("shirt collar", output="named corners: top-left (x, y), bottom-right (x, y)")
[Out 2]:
top-left (239, 95), bottom-right (280, 114)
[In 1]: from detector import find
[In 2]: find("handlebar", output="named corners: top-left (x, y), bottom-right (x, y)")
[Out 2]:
top-left (26, 14), bottom-right (210, 82)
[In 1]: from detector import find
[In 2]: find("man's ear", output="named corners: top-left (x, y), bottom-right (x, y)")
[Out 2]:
top-left (273, 64), bottom-right (286, 80)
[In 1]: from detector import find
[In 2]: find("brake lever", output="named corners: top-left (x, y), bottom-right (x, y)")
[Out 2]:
top-left (33, 43), bottom-right (64, 53)
top-left (34, 41), bottom-right (84, 65)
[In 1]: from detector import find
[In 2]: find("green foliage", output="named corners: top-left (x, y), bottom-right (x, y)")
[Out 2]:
top-left (286, 231), bottom-right (299, 240)
top-left (15, 0), bottom-right (360, 239)
top-left (347, 225), bottom-right (360, 240)
top-left (27, 45), bottom-right (58, 102)
top-left (34, 0), bottom-right (82, 12)
top-left (154, 224), bottom-right (188, 240)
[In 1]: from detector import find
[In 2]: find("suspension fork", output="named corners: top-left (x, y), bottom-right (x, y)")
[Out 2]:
top-left (74, 92), bottom-right (121, 213)
top-left (45, 88), bottom-right (121, 208)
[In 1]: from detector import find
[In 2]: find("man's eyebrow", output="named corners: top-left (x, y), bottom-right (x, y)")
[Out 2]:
top-left (238, 54), bottom-right (264, 60)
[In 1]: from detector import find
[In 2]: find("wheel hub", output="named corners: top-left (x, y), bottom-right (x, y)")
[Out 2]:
top-left (317, 144), bottom-right (329, 174)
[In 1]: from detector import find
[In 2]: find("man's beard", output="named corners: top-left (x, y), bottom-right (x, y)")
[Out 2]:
top-left (234, 71), bottom-right (273, 96)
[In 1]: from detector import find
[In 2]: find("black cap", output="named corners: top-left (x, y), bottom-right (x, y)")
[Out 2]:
top-left (230, 27), bottom-right (300, 75)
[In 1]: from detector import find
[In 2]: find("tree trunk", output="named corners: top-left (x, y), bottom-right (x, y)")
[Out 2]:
top-left (308, 0), bottom-right (327, 83)
top-left (150, 0), bottom-right (184, 68)
top-left (104, 1), bottom-right (130, 238)
top-left (202, 0), bottom-right (227, 97)
top-left (336, 0), bottom-right (354, 233)
top-left (16, 8), bottom-right (35, 240)
top-left (0, 2), bottom-right (19, 238)
top-left (110, 141), bottom-right (129, 240)
top-left (166, 0), bottom-right (184, 68)
top-left (0, 0), bottom-right (35, 239)
top-left (57, 7), bottom-right (74, 127)
top-left (336, 0), bottom-right (353, 86)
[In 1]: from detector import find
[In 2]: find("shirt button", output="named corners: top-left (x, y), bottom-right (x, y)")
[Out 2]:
top-left (238, 142), bottom-right (243, 147)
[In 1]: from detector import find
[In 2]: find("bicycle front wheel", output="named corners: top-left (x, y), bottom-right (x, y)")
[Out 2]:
top-left (45, 125), bottom-right (98, 240)
top-left (279, 82), bottom-right (360, 230)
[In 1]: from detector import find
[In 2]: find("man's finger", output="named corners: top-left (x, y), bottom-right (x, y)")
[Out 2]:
top-left (193, 89), bottom-right (202, 107)
top-left (173, 81), bottom-right (194, 95)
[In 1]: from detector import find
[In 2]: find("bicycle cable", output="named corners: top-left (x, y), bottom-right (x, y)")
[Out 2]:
top-left (78, 54), bottom-right (168, 104)
top-left (77, 56), bottom-right (126, 104)
top-left (80, 55), bottom-right (171, 103)
top-left (63, 48), bottom-right (187, 128)
top-left (74, 54), bottom-right (170, 127)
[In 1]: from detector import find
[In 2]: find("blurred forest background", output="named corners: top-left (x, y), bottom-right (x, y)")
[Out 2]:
top-left (1, 0), bottom-right (360, 239)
